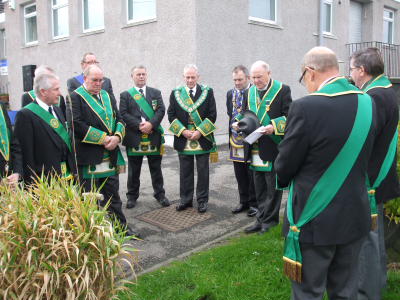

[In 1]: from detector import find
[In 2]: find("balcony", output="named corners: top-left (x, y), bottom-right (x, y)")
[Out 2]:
top-left (346, 41), bottom-right (400, 78)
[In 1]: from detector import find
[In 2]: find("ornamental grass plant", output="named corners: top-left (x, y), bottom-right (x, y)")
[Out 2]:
top-left (0, 176), bottom-right (138, 299)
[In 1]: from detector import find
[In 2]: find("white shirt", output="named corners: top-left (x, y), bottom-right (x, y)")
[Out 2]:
top-left (134, 85), bottom-right (147, 97)
top-left (186, 85), bottom-right (197, 97)
top-left (36, 97), bottom-right (58, 120)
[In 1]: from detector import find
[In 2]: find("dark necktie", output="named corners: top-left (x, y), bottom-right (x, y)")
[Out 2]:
top-left (48, 106), bottom-right (53, 115)
top-left (139, 88), bottom-right (144, 96)
top-left (189, 89), bottom-right (194, 99)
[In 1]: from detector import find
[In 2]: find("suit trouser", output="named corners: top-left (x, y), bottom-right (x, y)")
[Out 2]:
top-left (79, 169), bottom-right (127, 226)
top-left (126, 155), bottom-right (165, 201)
top-left (178, 153), bottom-right (209, 205)
top-left (291, 236), bottom-right (366, 300)
top-left (233, 161), bottom-right (257, 207)
top-left (354, 204), bottom-right (386, 300)
top-left (254, 169), bottom-right (282, 227)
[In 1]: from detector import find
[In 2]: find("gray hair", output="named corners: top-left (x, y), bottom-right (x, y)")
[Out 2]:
top-left (83, 64), bottom-right (103, 77)
top-left (232, 65), bottom-right (249, 76)
top-left (34, 73), bottom-right (59, 96)
top-left (34, 65), bottom-right (54, 77)
top-left (350, 47), bottom-right (384, 76)
top-left (81, 52), bottom-right (95, 63)
top-left (131, 65), bottom-right (147, 74)
top-left (250, 60), bottom-right (270, 73)
top-left (303, 46), bottom-right (339, 72)
top-left (183, 64), bottom-right (199, 75)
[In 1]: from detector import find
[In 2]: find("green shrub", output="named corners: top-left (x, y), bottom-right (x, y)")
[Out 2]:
top-left (0, 176), bottom-right (137, 299)
top-left (384, 125), bottom-right (400, 224)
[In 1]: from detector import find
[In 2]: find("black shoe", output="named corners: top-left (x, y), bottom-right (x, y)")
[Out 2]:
top-left (231, 203), bottom-right (249, 214)
top-left (176, 202), bottom-right (193, 211)
top-left (198, 202), bottom-right (208, 213)
top-left (244, 222), bottom-right (262, 234)
top-left (157, 196), bottom-right (171, 207)
top-left (126, 199), bottom-right (137, 209)
top-left (125, 226), bottom-right (142, 239)
top-left (247, 206), bottom-right (258, 217)
top-left (259, 223), bottom-right (270, 235)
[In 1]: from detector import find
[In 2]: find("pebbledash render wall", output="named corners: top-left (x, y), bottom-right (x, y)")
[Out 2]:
top-left (5, 0), bottom-right (400, 141)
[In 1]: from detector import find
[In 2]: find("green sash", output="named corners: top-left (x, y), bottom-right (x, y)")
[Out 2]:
top-left (25, 103), bottom-right (72, 152)
top-left (283, 77), bottom-right (373, 283)
top-left (127, 87), bottom-right (165, 141)
top-left (0, 105), bottom-right (10, 162)
top-left (248, 81), bottom-right (283, 144)
top-left (363, 74), bottom-right (397, 229)
top-left (75, 86), bottom-right (115, 134)
top-left (174, 86), bottom-right (217, 155)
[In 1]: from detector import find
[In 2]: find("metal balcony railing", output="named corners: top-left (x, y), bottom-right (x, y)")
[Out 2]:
top-left (346, 41), bottom-right (400, 78)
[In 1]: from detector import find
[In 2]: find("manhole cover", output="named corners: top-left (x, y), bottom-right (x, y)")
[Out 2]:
top-left (136, 205), bottom-right (212, 232)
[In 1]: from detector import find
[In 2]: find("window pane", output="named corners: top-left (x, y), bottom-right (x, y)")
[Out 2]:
top-left (26, 16), bottom-right (37, 43)
top-left (53, 6), bottom-right (69, 37)
top-left (384, 10), bottom-right (393, 19)
top-left (249, 0), bottom-right (275, 21)
top-left (128, 0), bottom-right (156, 21)
top-left (25, 5), bottom-right (36, 15)
top-left (53, 0), bottom-right (68, 6)
top-left (323, 3), bottom-right (331, 32)
top-left (84, 0), bottom-right (104, 30)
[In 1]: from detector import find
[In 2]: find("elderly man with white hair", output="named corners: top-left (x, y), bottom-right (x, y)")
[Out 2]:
top-left (243, 60), bottom-right (292, 234)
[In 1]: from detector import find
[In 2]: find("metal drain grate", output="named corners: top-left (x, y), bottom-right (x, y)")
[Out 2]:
top-left (136, 205), bottom-right (212, 232)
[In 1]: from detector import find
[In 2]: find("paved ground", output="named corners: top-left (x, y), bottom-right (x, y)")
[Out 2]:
top-left (119, 144), bottom-right (286, 274)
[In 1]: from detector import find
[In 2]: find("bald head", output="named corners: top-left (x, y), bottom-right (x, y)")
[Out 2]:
top-left (250, 60), bottom-right (271, 90)
top-left (303, 47), bottom-right (339, 72)
top-left (83, 65), bottom-right (104, 95)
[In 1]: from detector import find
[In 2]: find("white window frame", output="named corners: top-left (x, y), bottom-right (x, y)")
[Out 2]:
top-left (23, 3), bottom-right (38, 45)
top-left (126, 0), bottom-right (157, 24)
top-left (249, 0), bottom-right (277, 24)
top-left (51, 0), bottom-right (69, 39)
top-left (82, 0), bottom-right (104, 33)
top-left (323, 0), bottom-right (333, 35)
top-left (383, 8), bottom-right (395, 44)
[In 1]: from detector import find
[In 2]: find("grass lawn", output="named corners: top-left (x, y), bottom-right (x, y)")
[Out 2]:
top-left (118, 225), bottom-right (400, 300)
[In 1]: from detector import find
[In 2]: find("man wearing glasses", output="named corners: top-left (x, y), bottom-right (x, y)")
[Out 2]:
top-left (70, 64), bottom-right (140, 238)
top-left (275, 47), bottom-right (377, 299)
top-left (243, 60), bottom-right (292, 234)
top-left (67, 52), bottom-right (114, 97)
top-left (350, 48), bottom-right (400, 300)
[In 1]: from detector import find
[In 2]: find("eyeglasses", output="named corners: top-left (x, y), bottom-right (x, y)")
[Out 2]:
top-left (349, 66), bottom-right (360, 72)
top-left (299, 67), bottom-right (315, 86)
top-left (84, 60), bottom-right (99, 65)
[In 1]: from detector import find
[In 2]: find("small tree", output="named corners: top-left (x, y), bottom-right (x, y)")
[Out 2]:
top-left (0, 176), bottom-right (137, 299)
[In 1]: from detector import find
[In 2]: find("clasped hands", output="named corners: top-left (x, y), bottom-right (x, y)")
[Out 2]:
top-left (182, 129), bottom-right (201, 141)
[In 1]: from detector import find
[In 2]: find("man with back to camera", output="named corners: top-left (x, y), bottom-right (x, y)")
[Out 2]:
top-left (119, 65), bottom-right (169, 209)
top-left (275, 46), bottom-right (377, 299)
top-left (350, 47), bottom-right (400, 300)
top-left (167, 64), bottom-right (217, 213)
top-left (226, 65), bottom-right (257, 217)
top-left (243, 60), bottom-right (292, 234)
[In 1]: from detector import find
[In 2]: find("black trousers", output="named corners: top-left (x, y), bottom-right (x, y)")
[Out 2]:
top-left (178, 153), bottom-right (209, 205)
top-left (254, 169), bottom-right (282, 227)
top-left (79, 168), bottom-right (127, 226)
top-left (233, 161), bottom-right (257, 207)
top-left (126, 155), bottom-right (165, 201)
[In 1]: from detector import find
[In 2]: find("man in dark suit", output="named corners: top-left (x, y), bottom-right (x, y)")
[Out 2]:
top-left (350, 48), bottom-right (400, 300)
top-left (67, 52), bottom-right (114, 97)
top-left (120, 65), bottom-right (169, 209)
top-left (0, 102), bottom-right (22, 186)
top-left (70, 64), bottom-right (139, 238)
top-left (167, 64), bottom-right (217, 213)
top-left (21, 65), bottom-right (66, 117)
top-left (226, 65), bottom-right (257, 217)
top-left (275, 47), bottom-right (377, 299)
top-left (243, 60), bottom-right (292, 234)
top-left (15, 72), bottom-right (76, 184)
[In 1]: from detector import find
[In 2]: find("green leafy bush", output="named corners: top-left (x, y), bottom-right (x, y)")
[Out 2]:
top-left (384, 126), bottom-right (400, 224)
top-left (0, 177), bottom-right (137, 299)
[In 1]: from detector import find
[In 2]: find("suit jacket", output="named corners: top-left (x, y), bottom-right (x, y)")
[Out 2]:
top-left (367, 85), bottom-right (400, 203)
top-left (167, 84), bottom-right (217, 152)
top-left (14, 104), bottom-right (76, 183)
top-left (120, 86), bottom-right (165, 149)
top-left (21, 92), bottom-right (67, 118)
top-left (243, 83), bottom-right (292, 162)
top-left (275, 91), bottom-right (377, 245)
top-left (0, 103), bottom-right (22, 177)
top-left (67, 75), bottom-right (114, 97)
top-left (70, 89), bottom-right (123, 166)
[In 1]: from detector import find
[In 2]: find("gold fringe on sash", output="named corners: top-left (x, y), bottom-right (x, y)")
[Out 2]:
top-left (160, 144), bottom-right (165, 155)
top-left (210, 151), bottom-right (219, 163)
top-left (283, 257), bottom-right (302, 283)
top-left (371, 214), bottom-right (378, 231)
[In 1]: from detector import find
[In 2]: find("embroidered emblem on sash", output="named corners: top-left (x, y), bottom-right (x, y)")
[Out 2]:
top-left (50, 119), bottom-right (59, 129)
top-left (278, 120), bottom-right (285, 132)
